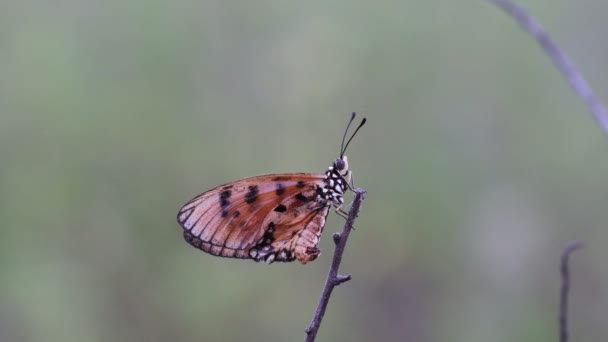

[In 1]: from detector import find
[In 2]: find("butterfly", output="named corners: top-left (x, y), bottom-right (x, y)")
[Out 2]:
top-left (177, 113), bottom-right (366, 264)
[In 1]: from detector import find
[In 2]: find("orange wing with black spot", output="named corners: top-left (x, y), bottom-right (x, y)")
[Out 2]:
top-left (177, 173), bottom-right (330, 264)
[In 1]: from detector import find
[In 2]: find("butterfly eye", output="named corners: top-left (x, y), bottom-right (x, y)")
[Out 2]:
top-left (334, 158), bottom-right (345, 170)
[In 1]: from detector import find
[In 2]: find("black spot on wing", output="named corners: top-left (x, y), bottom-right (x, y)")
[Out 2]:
top-left (245, 185), bottom-right (259, 204)
top-left (219, 190), bottom-right (231, 208)
top-left (275, 183), bottom-right (285, 196)
top-left (274, 204), bottom-right (287, 212)
top-left (232, 210), bottom-right (240, 218)
top-left (295, 193), bottom-right (308, 202)
top-left (296, 181), bottom-right (306, 188)
top-left (252, 222), bottom-right (277, 251)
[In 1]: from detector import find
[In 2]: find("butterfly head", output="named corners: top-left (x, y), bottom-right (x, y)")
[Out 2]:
top-left (334, 112), bottom-right (365, 177)
top-left (333, 156), bottom-right (349, 176)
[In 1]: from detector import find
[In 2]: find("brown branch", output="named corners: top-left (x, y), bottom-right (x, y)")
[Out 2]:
top-left (490, 0), bottom-right (608, 136)
top-left (305, 188), bottom-right (366, 342)
top-left (559, 241), bottom-right (584, 342)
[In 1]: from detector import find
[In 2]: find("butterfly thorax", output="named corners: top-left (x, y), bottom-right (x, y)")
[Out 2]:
top-left (317, 156), bottom-right (350, 207)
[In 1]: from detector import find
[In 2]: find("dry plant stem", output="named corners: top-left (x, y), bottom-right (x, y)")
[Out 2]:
top-left (305, 188), bottom-right (366, 342)
top-left (490, 0), bottom-right (608, 136)
top-left (559, 241), bottom-right (584, 342)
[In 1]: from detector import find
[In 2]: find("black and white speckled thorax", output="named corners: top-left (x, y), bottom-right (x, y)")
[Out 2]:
top-left (317, 157), bottom-right (350, 207)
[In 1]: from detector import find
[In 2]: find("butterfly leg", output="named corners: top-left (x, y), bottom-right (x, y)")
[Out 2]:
top-left (334, 206), bottom-right (357, 230)
top-left (334, 207), bottom-right (349, 219)
top-left (341, 171), bottom-right (355, 192)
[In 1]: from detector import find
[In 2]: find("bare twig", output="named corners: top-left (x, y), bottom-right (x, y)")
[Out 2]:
top-left (305, 188), bottom-right (366, 342)
top-left (490, 0), bottom-right (608, 136)
top-left (559, 241), bottom-right (584, 342)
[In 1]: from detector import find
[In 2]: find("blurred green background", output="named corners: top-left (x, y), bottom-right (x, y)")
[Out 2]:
top-left (2, 1), bottom-right (607, 341)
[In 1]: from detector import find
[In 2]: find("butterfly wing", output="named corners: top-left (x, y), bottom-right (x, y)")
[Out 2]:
top-left (177, 173), bottom-right (330, 264)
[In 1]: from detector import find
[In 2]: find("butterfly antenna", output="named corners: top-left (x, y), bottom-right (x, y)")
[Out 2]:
top-left (339, 112), bottom-right (357, 157)
top-left (341, 116), bottom-right (366, 157)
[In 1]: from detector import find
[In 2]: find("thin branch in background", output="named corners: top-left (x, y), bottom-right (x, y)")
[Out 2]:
top-left (305, 188), bottom-right (366, 342)
top-left (559, 241), bottom-right (584, 342)
top-left (489, 2), bottom-right (597, 340)
top-left (489, 0), bottom-right (608, 136)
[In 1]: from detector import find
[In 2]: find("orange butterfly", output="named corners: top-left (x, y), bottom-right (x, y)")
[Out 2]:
top-left (177, 113), bottom-right (366, 264)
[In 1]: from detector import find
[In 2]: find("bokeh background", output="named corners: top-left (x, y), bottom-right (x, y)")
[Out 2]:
top-left (2, 1), bottom-right (608, 341)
